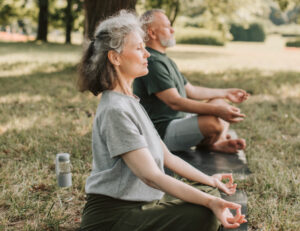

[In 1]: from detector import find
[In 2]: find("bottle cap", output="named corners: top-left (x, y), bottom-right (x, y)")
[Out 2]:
top-left (58, 153), bottom-right (70, 162)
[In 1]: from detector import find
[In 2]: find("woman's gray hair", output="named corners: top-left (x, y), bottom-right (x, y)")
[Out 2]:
top-left (78, 10), bottom-right (144, 96)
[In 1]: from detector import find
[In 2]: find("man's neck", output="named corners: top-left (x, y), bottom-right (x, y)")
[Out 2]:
top-left (146, 41), bottom-right (166, 54)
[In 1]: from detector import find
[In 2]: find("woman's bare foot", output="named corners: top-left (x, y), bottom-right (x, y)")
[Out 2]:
top-left (211, 139), bottom-right (246, 154)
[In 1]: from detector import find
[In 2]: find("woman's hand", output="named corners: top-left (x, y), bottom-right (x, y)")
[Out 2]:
top-left (208, 197), bottom-right (247, 229)
top-left (225, 89), bottom-right (249, 104)
top-left (212, 173), bottom-right (237, 195)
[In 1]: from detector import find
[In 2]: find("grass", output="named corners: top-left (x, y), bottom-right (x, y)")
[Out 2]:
top-left (0, 41), bottom-right (300, 230)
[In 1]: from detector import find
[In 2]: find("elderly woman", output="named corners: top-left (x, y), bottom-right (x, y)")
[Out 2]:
top-left (78, 11), bottom-right (246, 231)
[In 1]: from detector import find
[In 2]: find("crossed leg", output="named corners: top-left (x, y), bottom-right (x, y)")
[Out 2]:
top-left (197, 99), bottom-right (246, 154)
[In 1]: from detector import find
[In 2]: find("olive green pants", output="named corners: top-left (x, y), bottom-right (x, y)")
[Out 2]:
top-left (80, 181), bottom-right (220, 231)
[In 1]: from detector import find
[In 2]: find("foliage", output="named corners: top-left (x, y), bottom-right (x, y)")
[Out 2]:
top-left (179, 0), bottom-right (270, 41)
top-left (269, 6), bottom-right (286, 25)
top-left (230, 23), bottom-right (266, 42)
top-left (142, 0), bottom-right (183, 25)
top-left (50, 0), bottom-right (83, 32)
top-left (275, 0), bottom-right (300, 10)
top-left (0, 0), bottom-right (37, 30)
top-left (175, 27), bottom-right (224, 46)
top-left (286, 38), bottom-right (300, 46)
top-left (274, 0), bottom-right (300, 24)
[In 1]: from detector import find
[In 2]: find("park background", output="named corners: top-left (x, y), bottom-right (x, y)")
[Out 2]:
top-left (0, 0), bottom-right (299, 230)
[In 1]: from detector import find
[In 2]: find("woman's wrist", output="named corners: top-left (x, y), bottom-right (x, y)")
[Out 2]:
top-left (211, 176), bottom-right (218, 188)
top-left (206, 195), bottom-right (220, 210)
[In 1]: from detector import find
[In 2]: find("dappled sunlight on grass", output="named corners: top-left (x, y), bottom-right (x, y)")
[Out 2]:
top-left (0, 114), bottom-right (72, 135)
top-left (0, 115), bottom-right (39, 134)
top-left (0, 93), bottom-right (52, 104)
top-left (277, 83), bottom-right (300, 99)
top-left (247, 94), bottom-right (277, 102)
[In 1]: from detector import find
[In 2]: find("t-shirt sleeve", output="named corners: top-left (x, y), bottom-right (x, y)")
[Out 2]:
top-left (100, 108), bottom-right (147, 158)
top-left (142, 60), bottom-right (175, 95)
top-left (181, 73), bottom-right (188, 85)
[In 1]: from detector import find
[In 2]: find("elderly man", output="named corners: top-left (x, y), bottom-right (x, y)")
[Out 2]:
top-left (133, 9), bottom-right (249, 153)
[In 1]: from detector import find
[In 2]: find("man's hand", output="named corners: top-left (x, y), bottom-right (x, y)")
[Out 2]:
top-left (225, 89), bottom-right (249, 104)
top-left (212, 174), bottom-right (237, 195)
top-left (217, 104), bottom-right (245, 123)
top-left (208, 198), bottom-right (247, 229)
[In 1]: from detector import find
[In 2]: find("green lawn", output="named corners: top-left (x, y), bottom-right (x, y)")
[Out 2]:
top-left (0, 42), bottom-right (299, 230)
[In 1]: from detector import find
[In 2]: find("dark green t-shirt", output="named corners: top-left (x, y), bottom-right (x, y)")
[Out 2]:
top-left (133, 47), bottom-right (188, 139)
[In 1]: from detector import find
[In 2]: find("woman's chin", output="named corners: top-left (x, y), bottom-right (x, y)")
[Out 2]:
top-left (135, 70), bottom-right (149, 78)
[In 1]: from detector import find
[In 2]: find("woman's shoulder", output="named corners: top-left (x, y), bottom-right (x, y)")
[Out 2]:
top-left (96, 91), bottom-right (137, 118)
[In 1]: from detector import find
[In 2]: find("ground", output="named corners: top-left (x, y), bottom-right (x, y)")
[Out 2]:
top-left (0, 35), bottom-right (299, 230)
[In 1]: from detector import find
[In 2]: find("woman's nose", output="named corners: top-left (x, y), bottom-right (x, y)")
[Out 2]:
top-left (144, 49), bottom-right (150, 58)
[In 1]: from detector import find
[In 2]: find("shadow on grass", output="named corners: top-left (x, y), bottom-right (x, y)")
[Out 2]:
top-left (0, 65), bottom-right (78, 96)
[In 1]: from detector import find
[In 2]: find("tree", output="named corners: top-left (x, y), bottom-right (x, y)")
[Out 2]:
top-left (0, 0), bottom-right (36, 30)
top-left (83, 0), bottom-right (137, 40)
top-left (65, 0), bottom-right (73, 43)
top-left (37, 0), bottom-right (48, 41)
top-left (275, 0), bottom-right (300, 24)
top-left (143, 0), bottom-right (181, 25)
top-left (275, 0), bottom-right (300, 10)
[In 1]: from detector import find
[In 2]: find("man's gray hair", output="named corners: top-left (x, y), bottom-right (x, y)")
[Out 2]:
top-left (140, 9), bottom-right (165, 32)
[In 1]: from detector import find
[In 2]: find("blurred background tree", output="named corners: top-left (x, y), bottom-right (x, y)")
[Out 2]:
top-left (0, 0), bottom-right (299, 46)
top-left (83, 0), bottom-right (137, 40)
top-left (142, 0), bottom-right (181, 25)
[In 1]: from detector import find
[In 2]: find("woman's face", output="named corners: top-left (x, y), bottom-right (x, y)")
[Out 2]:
top-left (118, 31), bottom-right (150, 79)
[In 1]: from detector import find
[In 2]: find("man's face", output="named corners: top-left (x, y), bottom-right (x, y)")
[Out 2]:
top-left (152, 12), bottom-right (175, 48)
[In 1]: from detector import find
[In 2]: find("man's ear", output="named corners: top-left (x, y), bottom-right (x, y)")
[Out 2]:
top-left (147, 27), bottom-right (157, 40)
top-left (108, 50), bottom-right (120, 66)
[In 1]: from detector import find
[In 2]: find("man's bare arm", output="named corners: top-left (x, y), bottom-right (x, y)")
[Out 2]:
top-left (155, 88), bottom-right (245, 123)
top-left (185, 83), bottom-right (249, 103)
top-left (185, 82), bottom-right (226, 100)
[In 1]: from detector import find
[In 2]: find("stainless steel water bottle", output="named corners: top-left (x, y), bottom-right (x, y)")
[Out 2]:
top-left (55, 153), bottom-right (72, 188)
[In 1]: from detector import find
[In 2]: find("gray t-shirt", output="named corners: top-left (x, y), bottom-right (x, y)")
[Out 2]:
top-left (85, 90), bottom-right (165, 201)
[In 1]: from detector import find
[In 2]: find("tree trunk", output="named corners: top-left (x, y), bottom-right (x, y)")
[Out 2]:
top-left (170, 0), bottom-right (180, 26)
top-left (37, 0), bottom-right (48, 41)
top-left (84, 0), bottom-right (137, 40)
top-left (65, 0), bottom-right (73, 44)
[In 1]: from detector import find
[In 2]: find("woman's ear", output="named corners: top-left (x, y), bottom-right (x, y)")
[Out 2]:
top-left (108, 50), bottom-right (120, 66)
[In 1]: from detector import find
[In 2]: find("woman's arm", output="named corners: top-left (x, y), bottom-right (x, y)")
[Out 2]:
top-left (162, 141), bottom-right (237, 195)
top-left (122, 148), bottom-right (246, 228)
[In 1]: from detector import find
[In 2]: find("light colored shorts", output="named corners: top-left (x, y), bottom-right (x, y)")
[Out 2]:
top-left (163, 114), bottom-right (204, 151)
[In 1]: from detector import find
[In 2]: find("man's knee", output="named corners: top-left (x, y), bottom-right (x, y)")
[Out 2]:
top-left (198, 116), bottom-right (223, 141)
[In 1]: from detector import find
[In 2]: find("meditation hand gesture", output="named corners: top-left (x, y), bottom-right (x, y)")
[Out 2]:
top-left (212, 173), bottom-right (237, 195)
top-left (225, 89), bottom-right (249, 103)
top-left (208, 198), bottom-right (247, 229)
top-left (217, 105), bottom-right (245, 123)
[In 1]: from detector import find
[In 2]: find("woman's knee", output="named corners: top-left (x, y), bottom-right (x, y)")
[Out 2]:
top-left (184, 205), bottom-right (220, 231)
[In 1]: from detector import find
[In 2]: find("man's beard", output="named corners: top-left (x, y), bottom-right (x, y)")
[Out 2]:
top-left (159, 35), bottom-right (176, 47)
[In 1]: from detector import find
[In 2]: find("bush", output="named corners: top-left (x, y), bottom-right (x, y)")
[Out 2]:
top-left (175, 28), bottom-right (225, 46)
top-left (286, 39), bottom-right (300, 47)
top-left (230, 23), bottom-right (266, 42)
